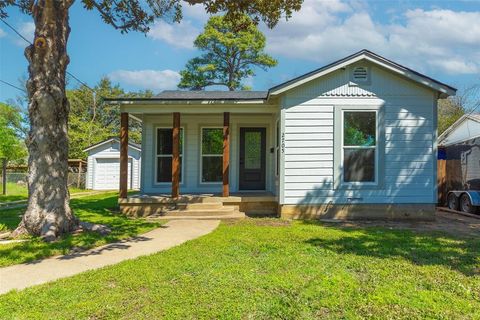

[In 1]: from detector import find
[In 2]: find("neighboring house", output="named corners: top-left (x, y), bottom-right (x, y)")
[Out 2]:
top-left (438, 114), bottom-right (480, 147)
top-left (108, 50), bottom-right (456, 220)
top-left (437, 114), bottom-right (480, 203)
top-left (84, 138), bottom-right (141, 190)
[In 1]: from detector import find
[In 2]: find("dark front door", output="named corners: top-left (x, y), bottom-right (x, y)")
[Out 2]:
top-left (239, 127), bottom-right (266, 190)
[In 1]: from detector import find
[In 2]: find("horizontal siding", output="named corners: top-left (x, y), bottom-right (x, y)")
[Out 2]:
top-left (285, 161), bottom-right (333, 169)
top-left (284, 105), bottom-right (334, 195)
top-left (285, 133), bottom-right (333, 141)
top-left (285, 154), bottom-right (333, 162)
top-left (284, 126), bottom-right (333, 133)
top-left (281, 65), bottom-right (436, 205)
top-left (284, 140), bottom-right (333, 148)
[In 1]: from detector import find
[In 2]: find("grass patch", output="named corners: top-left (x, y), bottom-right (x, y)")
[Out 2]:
top-left (1, 219), bottom-right (479, 318)
top-left (0, 182), bottom-right (87, 203)
top-left (0, 192), bottom-right (161, 267)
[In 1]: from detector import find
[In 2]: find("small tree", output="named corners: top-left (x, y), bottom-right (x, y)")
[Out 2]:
top-left (0, 0), bottom-right (302, 241)
top-left (178, 15), bottom-right (277, 91)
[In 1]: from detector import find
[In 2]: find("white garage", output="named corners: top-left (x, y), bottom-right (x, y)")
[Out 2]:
top-left (84, 138), bottom-right (141, 190)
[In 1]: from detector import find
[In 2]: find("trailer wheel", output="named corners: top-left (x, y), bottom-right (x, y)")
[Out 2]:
top-left (447, 193), bottom-right (458, 211)
top-left (460, 194), bottom-right (478, 214)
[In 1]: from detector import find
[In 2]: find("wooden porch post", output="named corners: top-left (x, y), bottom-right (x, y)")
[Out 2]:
top-left (172, 112), bottom-right (180, 199)
top-left (223, 112), bottom-right (230, 197)
top-left (119, 112), bottom-right (129, 199)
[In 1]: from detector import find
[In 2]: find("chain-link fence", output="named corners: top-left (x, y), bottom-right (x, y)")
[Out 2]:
top-left (1, 172), bottom-right (86, 189)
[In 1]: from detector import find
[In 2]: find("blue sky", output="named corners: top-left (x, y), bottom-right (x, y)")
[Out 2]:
top-left (1, 0), bottom-right (479, 103)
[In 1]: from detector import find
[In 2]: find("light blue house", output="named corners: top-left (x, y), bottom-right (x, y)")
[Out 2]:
top-left (110, 50), bottom-right (456, 220)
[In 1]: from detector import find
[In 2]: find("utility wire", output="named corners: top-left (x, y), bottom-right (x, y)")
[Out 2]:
top-left (0, 79), bottom-right (26, 93)
top-left (0, 17), bottom-right (97, 94)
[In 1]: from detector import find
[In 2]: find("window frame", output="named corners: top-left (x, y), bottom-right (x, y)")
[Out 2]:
top-left (341, 110), bottom-right (378, 186)
top-left (154, 126), bottom-right (185, 185)
top-left (199, 126), bottom-right (224, 184)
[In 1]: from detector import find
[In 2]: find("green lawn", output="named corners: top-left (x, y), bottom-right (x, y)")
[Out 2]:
top-left (1, 218), bottom-right (479, 319)
top-left (0, 182), bottom-right (87, 203)
top-left (0, 192), bottom-right (161, 267)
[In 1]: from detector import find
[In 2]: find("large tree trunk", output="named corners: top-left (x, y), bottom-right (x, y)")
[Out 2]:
top-left (13, 0), bottom-right (77, 241)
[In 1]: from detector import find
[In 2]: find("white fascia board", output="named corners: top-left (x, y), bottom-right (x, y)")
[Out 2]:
top-left (120, 103), bottom-right (278, 114)
top-left (269, 53), bottom-right (456, 98)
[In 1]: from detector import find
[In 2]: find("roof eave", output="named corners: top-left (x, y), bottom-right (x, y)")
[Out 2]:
top-left (83, 138), bottom-right (141, 152)
top-left (104, 98), bottom-right (268, 105)
top-left (268, 50), bottom-right (457, 98)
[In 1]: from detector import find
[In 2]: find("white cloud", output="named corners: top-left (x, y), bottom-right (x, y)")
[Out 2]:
top-left (182, 3), bottom-right (210, 23)
top-left (14, 22), bottom-right (35, 46)
top-left (109, 69), bottom-right (181, 92)
top-left (148, 20), bottom-right (200, 49)
top-left (147, 3), bottom-right (210, 49)
top-left (0, 28), bottom-right (6, 38)
top-left (264, 0), bottom-right (480, 74)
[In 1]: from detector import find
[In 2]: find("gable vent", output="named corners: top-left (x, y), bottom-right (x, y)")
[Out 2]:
top-left (352, 67), bottom-right (368, 81)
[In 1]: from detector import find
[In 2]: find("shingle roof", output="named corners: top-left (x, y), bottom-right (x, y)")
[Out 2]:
top-left (155, 90), bottom-right (268, 100)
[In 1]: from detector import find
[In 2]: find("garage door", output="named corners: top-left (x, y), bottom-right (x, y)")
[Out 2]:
top-left (94, 158), bottom-right (132, 190)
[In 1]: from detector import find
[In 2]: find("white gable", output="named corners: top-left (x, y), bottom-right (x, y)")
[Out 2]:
top-left (439, 115), bottom-right (480, 146)
top-left (283, 62), bottom-right (434, 100)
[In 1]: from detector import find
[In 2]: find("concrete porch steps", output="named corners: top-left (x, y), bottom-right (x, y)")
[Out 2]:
top-left (146, 211), bottom-right (246, 220)
top-left (144, 201), bottom-right (246, 220)
top-left (176, 202), bottom-right (224, 210)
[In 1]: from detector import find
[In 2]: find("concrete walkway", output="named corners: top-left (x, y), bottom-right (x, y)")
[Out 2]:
top-left (0, 219), bottom-right (220, 295)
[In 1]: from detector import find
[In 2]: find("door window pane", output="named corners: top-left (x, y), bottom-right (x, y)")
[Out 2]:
top-left (245, 131), bottom-right (261, 169)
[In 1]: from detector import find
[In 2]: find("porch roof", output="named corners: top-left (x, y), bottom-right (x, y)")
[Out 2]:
top-left (105, 90), bottom-right (269, 104)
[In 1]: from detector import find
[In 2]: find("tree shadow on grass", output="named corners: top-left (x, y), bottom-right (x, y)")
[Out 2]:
top-left (303, 222), bottom-right (480, 276)
top-left (0, 193), bottom-right (162, 266)
top-left (0, 195), bottom-right (26, 203)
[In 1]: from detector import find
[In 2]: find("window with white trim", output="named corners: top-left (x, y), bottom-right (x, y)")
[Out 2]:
top-left (156, 128), bottom-right (183, 183)
top-left (342, 111), bottom-right (377, 183)
top-left (201, 128), bottom-right (223, 183)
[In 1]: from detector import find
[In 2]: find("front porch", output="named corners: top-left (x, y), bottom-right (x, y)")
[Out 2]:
top-left (119, 193), bottom-right (278, 218)
top-left (112, 91), bottom-right (280, 219)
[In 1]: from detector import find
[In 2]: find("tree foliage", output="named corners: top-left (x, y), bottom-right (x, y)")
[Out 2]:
top-left (0, 103), bottom-right (27, 164)
top-left (438, 98), bottom-right (466, 135)
top-left (1, 0), bottom-right (302, 32)
top-left (67, 78), bottom-right (148, 159)
top-left (438, 85), bottom-right (479, 134)
top-left (179, 15), bottom-right (277, 91)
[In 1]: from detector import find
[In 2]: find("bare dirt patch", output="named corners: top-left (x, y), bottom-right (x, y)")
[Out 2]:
top-left (325, 210), bottom-right (480, 237)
